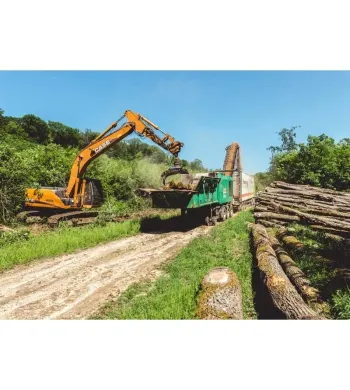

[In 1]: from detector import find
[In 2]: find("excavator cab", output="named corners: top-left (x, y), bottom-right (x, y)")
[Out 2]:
top-left (82, 178), bottom-right (104, 207)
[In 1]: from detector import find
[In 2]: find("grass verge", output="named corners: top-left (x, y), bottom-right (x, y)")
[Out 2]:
top-left (0, 211), bottom-right (178, 272)
top-left (94, 210), bottom-right (257, 320)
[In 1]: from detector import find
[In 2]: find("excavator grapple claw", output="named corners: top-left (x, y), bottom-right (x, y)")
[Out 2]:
top-left (161, 158), bottom-right (189, 185)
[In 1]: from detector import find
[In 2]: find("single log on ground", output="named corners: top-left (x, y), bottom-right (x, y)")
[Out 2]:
top-left (257, 219), bottom-right (289, 228)
top-left (254, 205), bottom-right (270, 212)
top-left (251, 224), bottom-right (324, 319)
top-left (254, 212), bottom-right (300, 222)
top-left (257, 219), bottom-right (284, 229)
top-left (267, 229), bottom-right (328, 316)
top-left (270, 219), bottom-right (288, 226)
top-left (196, 267), bottom-right (243, 320)
top-left (309, 225), bottom-right (350, 238)
top-left (269, 201), bottom-right (350, 232)
top-left (276, 228), bottom-right (306, 252)
top-left (324, 233), bottom-right (350, 247)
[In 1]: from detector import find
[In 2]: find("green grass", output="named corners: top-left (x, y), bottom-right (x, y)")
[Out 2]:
top-left (0, 219), bottom-right (141, 271)
top-left (332, 288), bottom-right (350, 319)
top-left (0, 210), bottom-right (179, 272)
top-left (94, 210), bottom-right (257, 320)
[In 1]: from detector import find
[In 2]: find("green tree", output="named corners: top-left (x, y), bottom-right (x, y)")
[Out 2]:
top-left (20, 114), bottom-right (50, 144)
top-left (254, 172), bottom-right (273, 191)
top-left (81, 129), bottom-right (100, 147)
top-left (267, 126), bottom-right (299, 157)
top-left (0, 144), bottom-right (30, 222)
top-left (0, 108), bottom-right (5, 127)
top-left (267, 130), bottom-right (350, 191)
top-left (1, 120), bottom-right (27, 138)
top-left (48, 121), bottom-right (83, 148)
top-left (189, 158), bottom-right (205, 171)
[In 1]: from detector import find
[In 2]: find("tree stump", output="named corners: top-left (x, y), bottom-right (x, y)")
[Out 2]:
top-left (196, 267), bottom-right (243, 320)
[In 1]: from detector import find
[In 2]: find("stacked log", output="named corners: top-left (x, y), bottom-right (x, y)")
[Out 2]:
top-left (254, 181), bottom-right (350, 237)
top-left (250, 181), bottom-right (350, 318)
top-left (250, 223), bottom-right (325, 319)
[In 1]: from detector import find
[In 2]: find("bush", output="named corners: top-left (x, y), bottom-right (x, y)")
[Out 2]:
top-left (267, 129), bottom-right (350, 191)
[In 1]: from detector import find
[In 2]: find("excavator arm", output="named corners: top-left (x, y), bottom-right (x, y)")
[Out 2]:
top-left (65, 110), bottom-right (186, 203)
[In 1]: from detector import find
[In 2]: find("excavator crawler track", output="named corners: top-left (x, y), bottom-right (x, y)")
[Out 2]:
top-left (16, 210), bottom-right (42, 223)
top-left (47, 211), bottom-right (100, 228)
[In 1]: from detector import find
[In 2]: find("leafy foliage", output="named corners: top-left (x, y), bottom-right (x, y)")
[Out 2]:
top-left (0, 144), bottom-right (30, 222)
top-left (267, 127), bottom-right (350, 191)
top-left (254, 171), bottom-right (273, 191)
top-left (20, 114), bottom-right (50, 144)
top-left (48, 121), bottom-right (82, 148)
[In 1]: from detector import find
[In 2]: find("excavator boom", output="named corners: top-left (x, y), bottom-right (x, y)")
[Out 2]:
top-left (24, 110), bottom-right (185, 215)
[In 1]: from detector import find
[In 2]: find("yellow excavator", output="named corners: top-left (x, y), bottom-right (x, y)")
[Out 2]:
top-left (20, 110), bottom-right (188, 226)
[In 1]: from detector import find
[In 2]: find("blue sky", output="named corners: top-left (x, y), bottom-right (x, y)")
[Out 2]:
top-left (1, 71), bottom-right (349, 174)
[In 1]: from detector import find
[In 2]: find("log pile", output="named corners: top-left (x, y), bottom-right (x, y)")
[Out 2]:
top-left (254, 181), bottom-right (350, 237)
top-left (249, 181), bottom-right (350, 318)
top-left (250, 223), bottom-right (327, 319)
top-left (162, 181), bottom-right (196, 190)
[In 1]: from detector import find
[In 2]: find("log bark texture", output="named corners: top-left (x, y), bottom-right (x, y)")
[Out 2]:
top-left (259, 194), bottom-right (350, 212)
top-left (254, 212), bottom-right (300, 222)
top-left (270, 181), bottom-right (350, 199)
top-left (269, 201), bottom-right (350, 232)
top-left (275, 228), bottom-right (306, 252)
top-left (309, 225), bottom-right (350, 238)
top-left (196, 267), bottom-right (243, 320)
top-left (251, 223), bottom-right (325, 319)
top-left (267, 230), bottom-right (316, 298)
top-left (257, 219), bottom-right (285, 229)
top-left (267, 230), bottom-right (329, 317)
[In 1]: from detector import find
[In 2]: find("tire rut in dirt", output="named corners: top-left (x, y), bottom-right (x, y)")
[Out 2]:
top-left (0, 226), bottom-right (210, 320)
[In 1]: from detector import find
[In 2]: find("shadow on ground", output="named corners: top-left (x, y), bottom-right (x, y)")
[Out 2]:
top-left (140, 215), bottom-right (202, 234)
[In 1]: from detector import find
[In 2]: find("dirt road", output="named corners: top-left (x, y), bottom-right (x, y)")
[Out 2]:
top-left (0, 226), bottom-right (210, 320)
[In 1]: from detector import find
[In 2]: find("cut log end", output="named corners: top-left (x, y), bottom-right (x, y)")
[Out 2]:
top-left (197, 267), bottom-right (243, 320)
